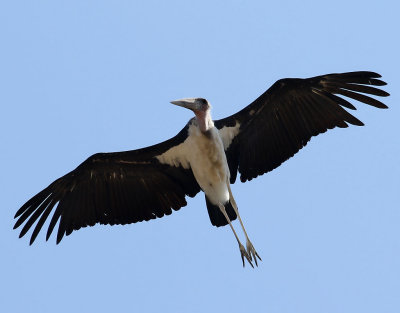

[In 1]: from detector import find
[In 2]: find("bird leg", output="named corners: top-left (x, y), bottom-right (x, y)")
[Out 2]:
top-left (227, 184), bottom-right (262, 266)
top-left (218, 204), bottom-right (254, 268)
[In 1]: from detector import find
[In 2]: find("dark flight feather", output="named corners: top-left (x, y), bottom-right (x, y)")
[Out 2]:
top-left (215, 71), bottom-right (389, 182)
top-left (14, 125), bottom-right (201, 244)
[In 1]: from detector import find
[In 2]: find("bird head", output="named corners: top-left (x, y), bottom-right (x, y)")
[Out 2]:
top-left (170, 98), bottom-right (210, 113)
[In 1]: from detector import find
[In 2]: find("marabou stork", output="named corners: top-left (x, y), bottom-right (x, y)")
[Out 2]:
top-left (14, 71), bottom-right (389, 267)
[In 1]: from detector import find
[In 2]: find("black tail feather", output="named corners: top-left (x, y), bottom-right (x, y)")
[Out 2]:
top-left (205, 196), bottom-right (237, 227)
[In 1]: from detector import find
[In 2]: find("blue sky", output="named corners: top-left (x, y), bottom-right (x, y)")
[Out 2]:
top-left (1, 1), bottom-right (399, 312)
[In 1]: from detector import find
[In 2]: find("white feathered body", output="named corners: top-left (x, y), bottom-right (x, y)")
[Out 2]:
top-left (156, 119), bottom-right (233, 205)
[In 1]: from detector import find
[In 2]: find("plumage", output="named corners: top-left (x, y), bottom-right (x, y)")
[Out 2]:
top-left (14, 71), bottom-right (389, 267)
top-left (214, 71), bottom-right (388, 182)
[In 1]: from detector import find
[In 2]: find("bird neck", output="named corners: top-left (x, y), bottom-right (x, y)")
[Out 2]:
top-left (195, 110), bottom-right (214, 133)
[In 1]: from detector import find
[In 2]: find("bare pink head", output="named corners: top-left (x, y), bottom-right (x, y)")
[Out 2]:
top-left (170, 98), bottom-right (213, 132)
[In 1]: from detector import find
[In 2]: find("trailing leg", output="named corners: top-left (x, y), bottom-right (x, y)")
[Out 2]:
top-left (218, 203), bottom-right (254, 268)
top-left (227, 184), bottom-right (262, 266)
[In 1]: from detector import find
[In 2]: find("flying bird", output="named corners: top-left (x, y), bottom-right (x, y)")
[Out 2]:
top-left (14, 71), bottom-right (389, 267)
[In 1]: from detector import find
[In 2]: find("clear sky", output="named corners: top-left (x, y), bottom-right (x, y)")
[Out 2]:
top-left (1, 1), bottom-right (399, 312)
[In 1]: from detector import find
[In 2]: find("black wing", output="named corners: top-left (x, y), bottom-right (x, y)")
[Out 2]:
top-left (14, 124), bottom-right (200, 244)
top-left (215, 71), bottom-right (389, 183)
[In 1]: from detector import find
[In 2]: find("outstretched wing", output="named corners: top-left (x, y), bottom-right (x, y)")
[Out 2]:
top-left (215, 71), bottom-right (389, 183)
top-left (14, 123), bottom-right (200, 244)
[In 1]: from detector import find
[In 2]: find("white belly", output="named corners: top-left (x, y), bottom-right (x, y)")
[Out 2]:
top-left (188, 126), bottom-right (230, 205)
top-left (156, 122), bottom-right (231, 205)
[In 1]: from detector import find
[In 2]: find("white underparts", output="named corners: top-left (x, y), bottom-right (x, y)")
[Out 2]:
top-left (218, 121), bottom-right (240, 150)
top-left (156, 120), bottom-right (231, 205)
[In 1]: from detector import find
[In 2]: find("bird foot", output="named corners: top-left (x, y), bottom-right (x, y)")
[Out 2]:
top-left (246, 240), bottom-right (262, 267)
top-left (239, 242), bottom-right (254, 268)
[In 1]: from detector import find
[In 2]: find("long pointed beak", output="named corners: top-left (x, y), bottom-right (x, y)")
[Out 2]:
top-left (170, 98), bottom-right (200, 111)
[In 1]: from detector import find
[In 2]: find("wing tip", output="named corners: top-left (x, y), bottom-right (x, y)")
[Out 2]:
top-left (366, 71), bottom-right (382, 78)
top-left (56, 231), bottom-right (64, 244)
top-left (13, 221), bottom-right (21, 230)
top-left (14, 206), bottom-right (27, 219)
